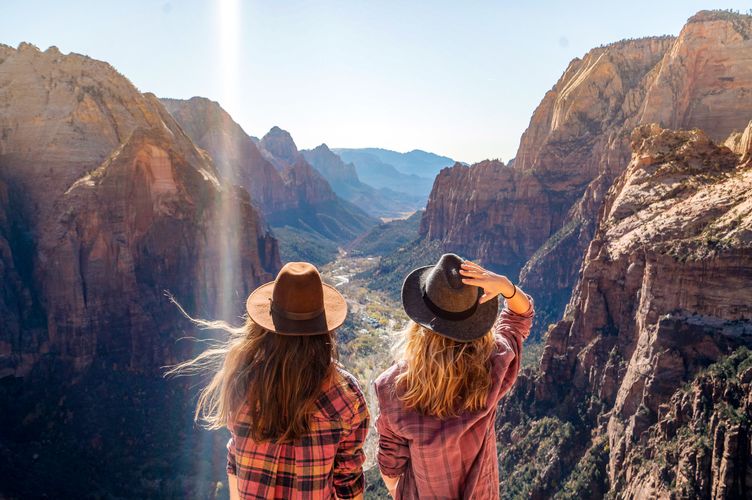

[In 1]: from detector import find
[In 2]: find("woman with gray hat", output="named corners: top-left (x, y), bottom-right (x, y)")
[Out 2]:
top-left (374, 253), bottom-right (534, 499)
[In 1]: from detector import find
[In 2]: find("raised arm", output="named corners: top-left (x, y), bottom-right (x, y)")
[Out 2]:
top-left (458, 260), bottom-right (531, 314)
top-left (460, 260), bottom-right (534, 398)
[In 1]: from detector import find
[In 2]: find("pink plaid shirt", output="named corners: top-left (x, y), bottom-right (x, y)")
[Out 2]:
top-left (374, 297), bottom-right (534, 499)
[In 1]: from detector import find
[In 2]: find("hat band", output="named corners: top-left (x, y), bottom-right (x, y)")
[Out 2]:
top-left (269, 299), bottom-right (325, 321)
top-left (421, 287), bottom-right (480, 321)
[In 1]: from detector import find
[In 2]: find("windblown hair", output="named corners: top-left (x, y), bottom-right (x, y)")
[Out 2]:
top-left (394, 321), bottom-right (495, 418)
top-left (166, 314), bottom-right (336, 442)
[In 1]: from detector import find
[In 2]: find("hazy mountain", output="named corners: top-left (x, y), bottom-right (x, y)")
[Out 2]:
top-left (333, 148), bottom-right (442, 199)
top-left (301, 144), bottom-right (424, 219)
top-left (335, 147), bottom-right (457, 178)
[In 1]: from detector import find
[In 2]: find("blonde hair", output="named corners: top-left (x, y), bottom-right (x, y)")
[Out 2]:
top-left (394, 321), bottom-right (495, 419)
top-left (165, 313), bottom-right (335, 442)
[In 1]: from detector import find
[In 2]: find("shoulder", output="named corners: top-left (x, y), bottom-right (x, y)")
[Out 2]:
top-left (373, 363), bottom-right (404, 402)
top-left (334, 365), bottom-right (365, 401)
top-left (374, 363), bottom-right (401, 389)
top-left (317, 365), bottom-right (367, 421)
top-left (493, 333), bottom-right (514, 357)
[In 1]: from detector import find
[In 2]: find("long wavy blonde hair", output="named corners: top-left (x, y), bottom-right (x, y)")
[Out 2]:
top-left (165, 313), bottom-right (336, 442)
top-left (394, 321), bottom-right (495, 418)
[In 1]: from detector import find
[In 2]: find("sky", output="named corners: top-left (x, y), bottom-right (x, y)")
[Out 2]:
top-left (2, 1), bottom-right (750, 164)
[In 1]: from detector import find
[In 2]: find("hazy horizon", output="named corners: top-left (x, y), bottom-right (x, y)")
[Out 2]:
top-left (3, 0), bottom-right (750, 164)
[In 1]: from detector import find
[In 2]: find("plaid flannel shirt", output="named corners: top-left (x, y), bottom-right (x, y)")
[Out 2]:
top-left (374, 296), bottom-right (534, 499)
top-left (227, 366), bottom-right (369, 499)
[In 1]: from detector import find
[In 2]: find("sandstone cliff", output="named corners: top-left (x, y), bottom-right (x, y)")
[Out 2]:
top-left (160, 97), bottom-right (294, 212)
top-left (0, 44), bottom-right (279, 376)
top-left (37, 125), bottom-right (277, 374)
top-left (0, 43), bottom-right (281, 499)
top-left (496, 123), bottom-right (752, 498)
top-left (420, 11), bottom-right (752, 338)
top-left (623, 348), bottom-right (752, 498)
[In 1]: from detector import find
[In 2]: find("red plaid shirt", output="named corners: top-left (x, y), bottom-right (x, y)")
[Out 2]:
top-left (374, 298), bottom-right (534, 499)
top-left (227, 366), bottom-right (369, 499)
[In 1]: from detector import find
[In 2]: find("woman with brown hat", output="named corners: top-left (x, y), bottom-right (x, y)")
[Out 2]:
top-left (374, 253), bottom-right (534, 499)
top-left (169, 262), bottom-right (369, 500)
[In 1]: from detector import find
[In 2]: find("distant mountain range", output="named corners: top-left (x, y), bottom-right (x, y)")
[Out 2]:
top-left (301, 144), bottom-right (424, 220)
top-left (333, 147), bottom-right (457, 200)
top-left (337, 147), bottom-right (458, 178)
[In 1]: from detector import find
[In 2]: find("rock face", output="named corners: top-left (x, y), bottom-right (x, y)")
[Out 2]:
top-left (496, 123), bottom-right (752, 498)
top-left (160, 97), bottom-right (293, 212)
top-left (38, 126), bottom-right (276, 374)
top-left (421, 159), bottom-right (552, 278)
top-left (0, 44), bottom-right (279, 376)
top-left (0, 43), bottom-right (280, 499)
top-left (622, 348), bottom-right (752, 499)
top-left (420, 11), bottom-right (752, 338)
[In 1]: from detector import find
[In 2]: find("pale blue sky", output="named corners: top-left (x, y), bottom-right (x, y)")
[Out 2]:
top-left (2, 1), bottom-right (749, 163)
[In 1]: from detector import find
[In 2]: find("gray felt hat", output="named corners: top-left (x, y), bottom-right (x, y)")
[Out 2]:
top-left (401, 253), bottom-right (499, 342)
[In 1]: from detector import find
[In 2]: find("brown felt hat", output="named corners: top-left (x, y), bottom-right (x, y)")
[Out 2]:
top-left (246, 262), bottom-right (347, 335)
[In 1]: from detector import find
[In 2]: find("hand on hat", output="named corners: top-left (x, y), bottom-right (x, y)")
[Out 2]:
top-left (459, 261), bottom-right (514, 304)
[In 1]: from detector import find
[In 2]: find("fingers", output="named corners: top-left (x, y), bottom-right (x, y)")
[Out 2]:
top-left (461, 261), bottom-right (484, 272)
top-left (478, 291), bottom-right (493, 304)
top-left (461, 277), bottom-right (488, 289)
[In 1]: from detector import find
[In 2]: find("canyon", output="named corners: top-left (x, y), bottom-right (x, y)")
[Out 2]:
top-left (496, 122), bottom-right (752, 499)
top-left (2, 8), bottom-right (752, 500)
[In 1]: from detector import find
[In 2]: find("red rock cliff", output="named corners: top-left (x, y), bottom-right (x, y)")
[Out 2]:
top-left (162, 98), bottom-right (339, 210)
top-left (421, 11), bottom-right (752, 336)
top-left (497, 123), bottom-right (752, 498)
top-left (0, 44), bottom-right (279, 376)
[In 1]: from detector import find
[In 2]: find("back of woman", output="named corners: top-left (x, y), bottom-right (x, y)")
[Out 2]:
top-left (374, 254), bottom-right (534, 499)
top-left (229, 363), bottom-right (368, 499)
top-left (169, 262), bottom-right (369, 500)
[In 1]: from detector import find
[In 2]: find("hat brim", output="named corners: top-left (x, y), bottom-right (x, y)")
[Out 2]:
top-left (246, 281), bottom-right (347, 335)
top-left (401, 265), bottom-right (499, 342)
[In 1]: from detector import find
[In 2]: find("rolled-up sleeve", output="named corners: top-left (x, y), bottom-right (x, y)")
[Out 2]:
top-left (333, 390), bottom-right (370, 499)
top-left (226, 436), bottom-right (237, 476)
top-left (375, 411), bottom-right (410, 478)
top-left (493, 294), bottom-right (535, 398)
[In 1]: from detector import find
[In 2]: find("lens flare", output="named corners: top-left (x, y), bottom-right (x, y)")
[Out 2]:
top-left (192, 0), bottom-right (243, 490)
top-left (216, 0), bottom-right (241, 322)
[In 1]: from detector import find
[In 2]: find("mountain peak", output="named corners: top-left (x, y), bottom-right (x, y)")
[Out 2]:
top-left (260, 126), bottom-right (299, 168)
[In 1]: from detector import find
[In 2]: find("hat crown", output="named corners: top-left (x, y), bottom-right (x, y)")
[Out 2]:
top-left (272, 262), bottom-right (324, 315)
top-left (424, 253), bottom-right (478, 313)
